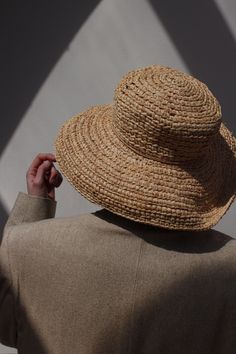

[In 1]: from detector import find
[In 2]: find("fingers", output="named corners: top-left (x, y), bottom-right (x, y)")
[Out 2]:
top-left (34, 160), bottom-right (53, 186)
top-left (26, 153), bottom-right (63, 199)
top-left (27, 153), bottom-right (56, 177)
top-left (32, 153), bottom-right (56, 170)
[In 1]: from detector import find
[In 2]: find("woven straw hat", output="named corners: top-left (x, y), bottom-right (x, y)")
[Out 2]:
top-left (55, 65), bottom-right (236, 231)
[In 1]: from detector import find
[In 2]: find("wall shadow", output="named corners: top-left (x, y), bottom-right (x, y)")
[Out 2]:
top-left (148, 0), bottom-right (236, 133)
top-left (0, 201), bottom-right (8, 241)
top-left (0, 0), bottom-right (101, 157)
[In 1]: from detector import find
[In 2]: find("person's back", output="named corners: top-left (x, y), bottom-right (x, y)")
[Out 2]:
top-left (1, 65), bottom-right (236, 353)
top-left (2, 198), bottom-right (236, 353)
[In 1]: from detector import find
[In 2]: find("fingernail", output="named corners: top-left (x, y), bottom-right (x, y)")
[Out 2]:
top-left (44, 160), bottom-right (51, 167)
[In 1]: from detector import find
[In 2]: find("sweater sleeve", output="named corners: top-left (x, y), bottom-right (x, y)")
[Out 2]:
top-left (0, 227), bottom-right (17, 347)
top-left (0, 192), bottom-right (57, 347)
top-left (4, 192), bottom-right (57, 229)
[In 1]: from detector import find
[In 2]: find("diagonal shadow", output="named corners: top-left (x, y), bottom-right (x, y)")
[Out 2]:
top-left (0, 199), bottom-right (8, 241)
top-left (148, 0), bottom-right (236, 133)
top-left (0, 0), bottom-right (101, 157)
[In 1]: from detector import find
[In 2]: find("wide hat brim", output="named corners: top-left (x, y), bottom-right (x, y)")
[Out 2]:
top-left (55, 104), bottom-right (236, 231)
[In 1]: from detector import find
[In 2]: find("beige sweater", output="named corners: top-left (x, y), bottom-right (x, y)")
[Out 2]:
top-left (0, 192), bottom-right (236, 354)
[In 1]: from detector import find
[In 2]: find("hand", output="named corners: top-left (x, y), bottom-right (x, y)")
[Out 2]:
top-left (26, 153), bottom-right (63, 200)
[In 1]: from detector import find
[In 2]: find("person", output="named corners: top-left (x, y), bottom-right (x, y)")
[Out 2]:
top-left (1, 65), bottom-right (236, 354)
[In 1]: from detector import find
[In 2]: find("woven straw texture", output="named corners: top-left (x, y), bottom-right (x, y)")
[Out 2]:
top-left (55, 65), bottom-right (236, 231)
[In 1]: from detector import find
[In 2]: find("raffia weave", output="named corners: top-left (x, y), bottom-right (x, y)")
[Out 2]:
top-left (55, 65), bottom-right (236, 230)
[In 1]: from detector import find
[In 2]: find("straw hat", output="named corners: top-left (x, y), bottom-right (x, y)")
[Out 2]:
top-left (55, 65), bottom-right (236, 231)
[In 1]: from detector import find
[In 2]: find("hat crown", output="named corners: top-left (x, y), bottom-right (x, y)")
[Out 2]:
top-left (112, 65), bottom-right (222, 163)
